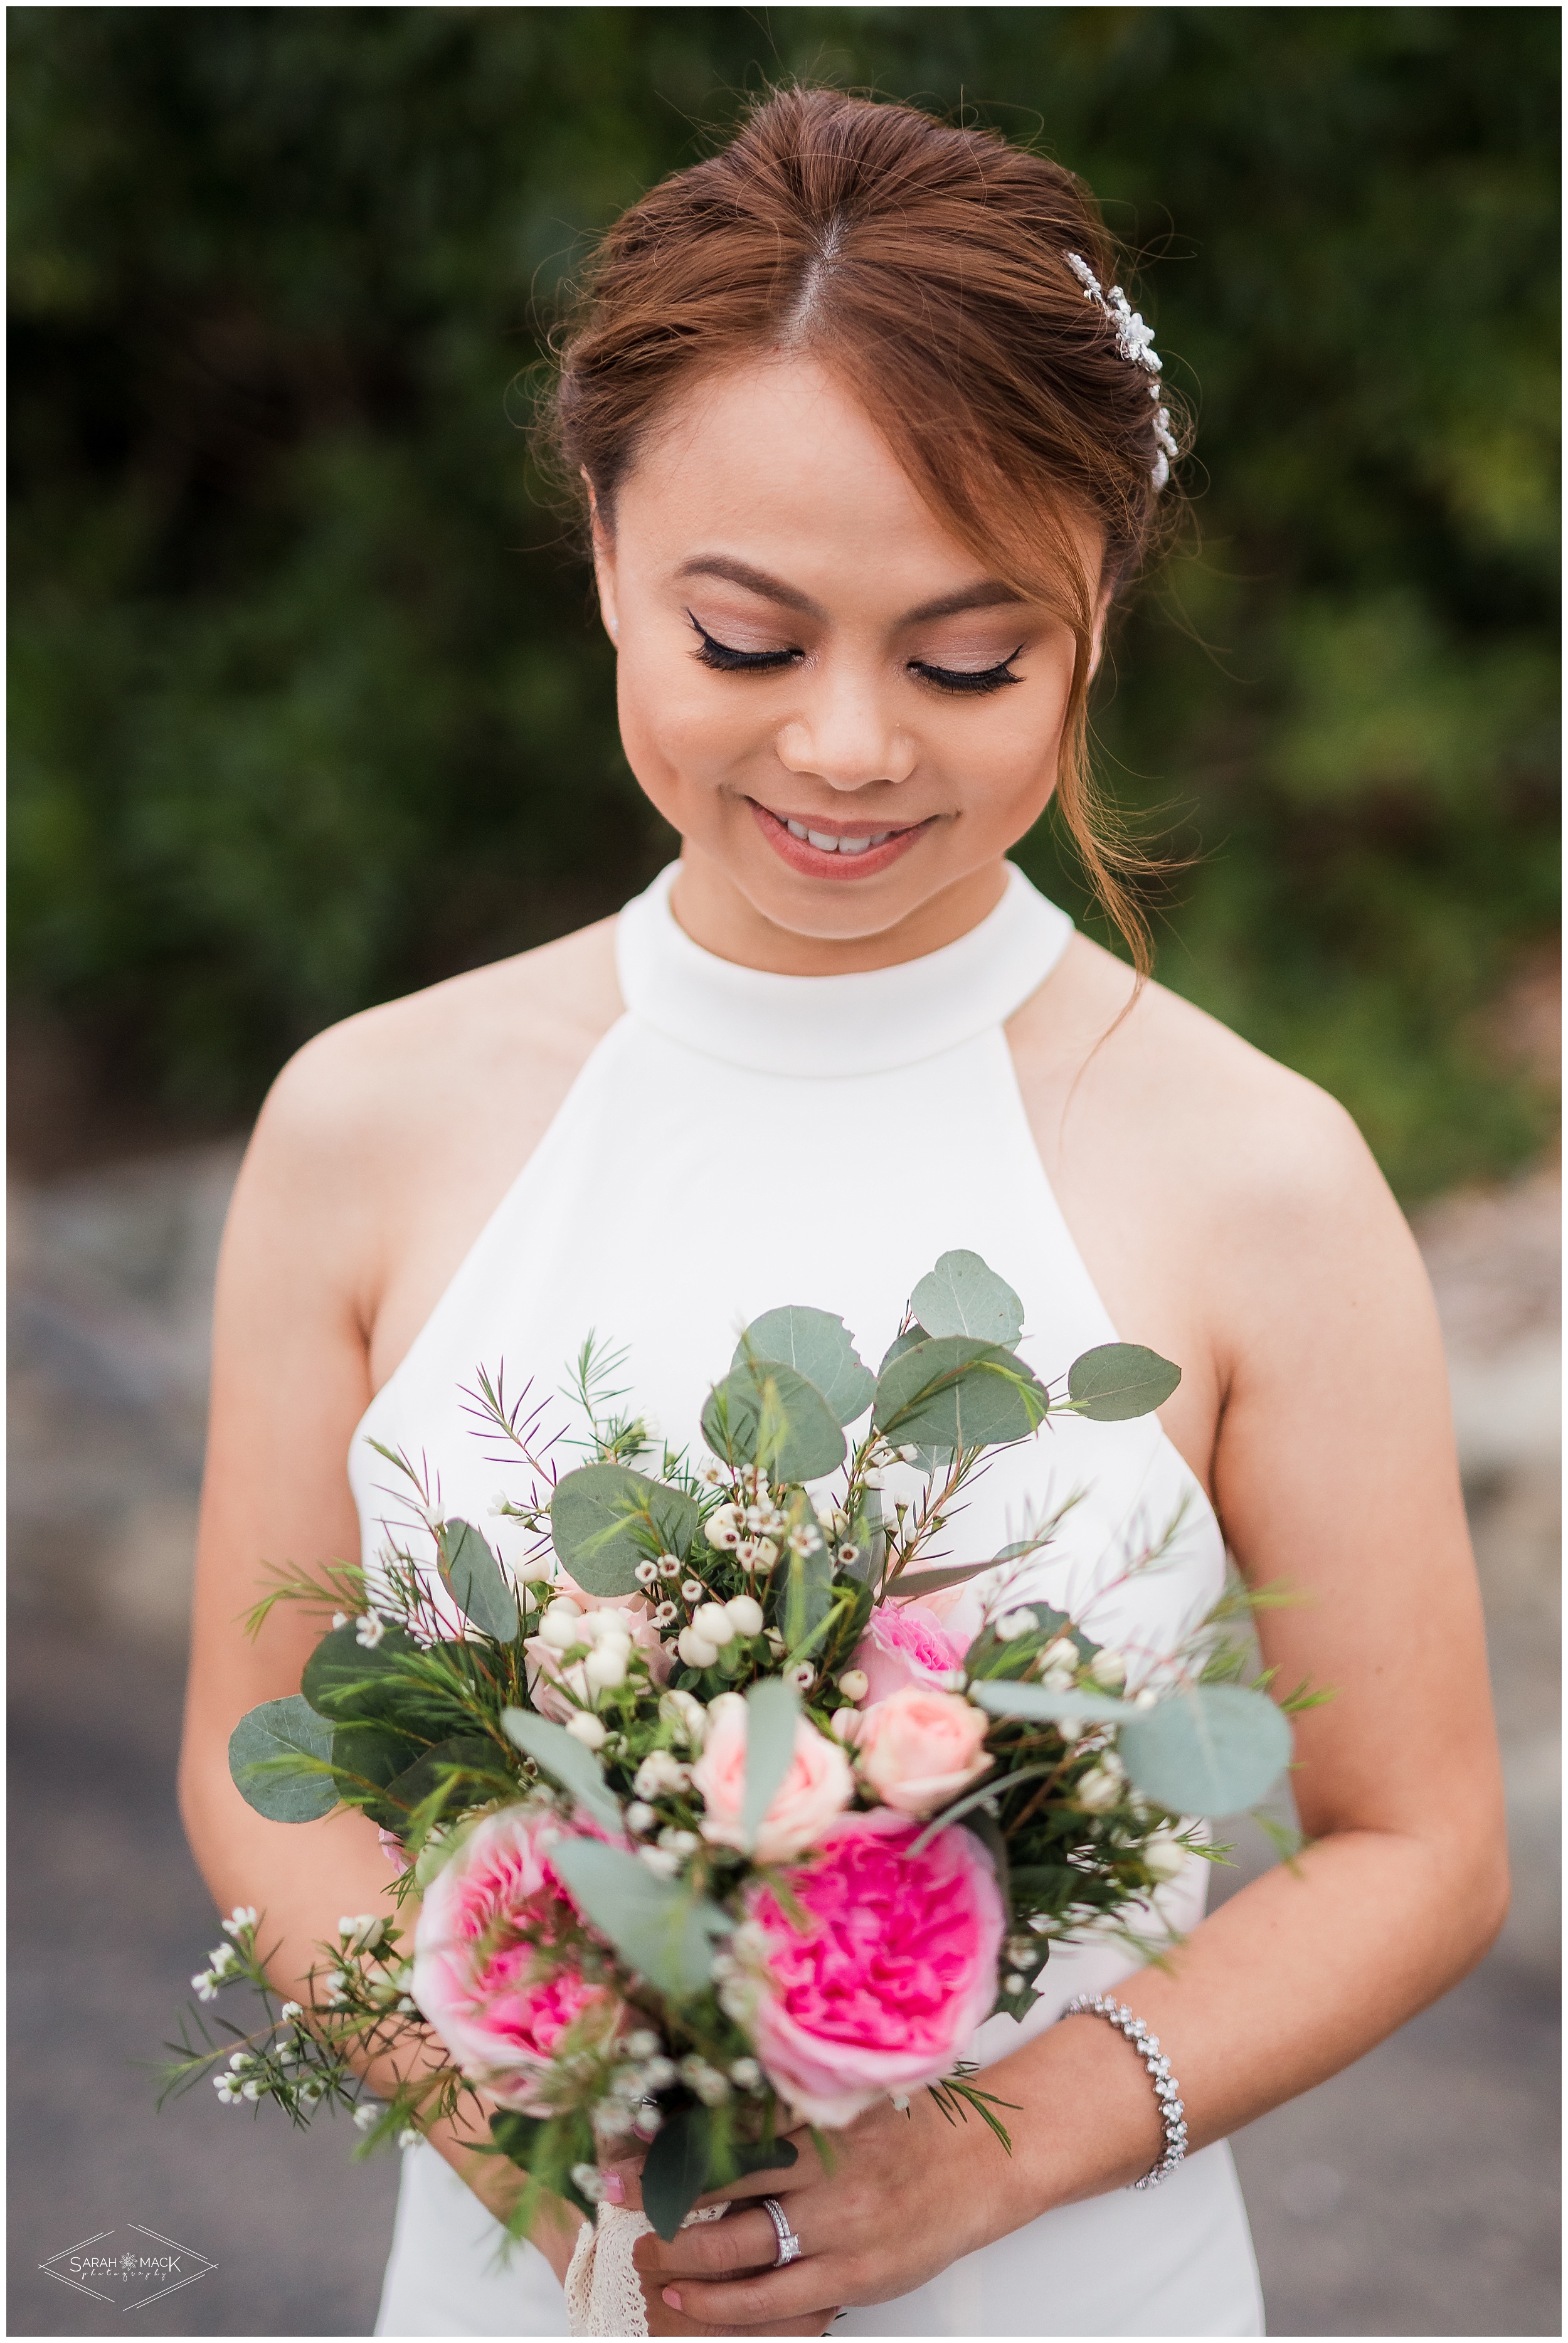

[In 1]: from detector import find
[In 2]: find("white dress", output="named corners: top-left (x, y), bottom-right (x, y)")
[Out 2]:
top-left (361, 861), bottom-right (1265, 2336)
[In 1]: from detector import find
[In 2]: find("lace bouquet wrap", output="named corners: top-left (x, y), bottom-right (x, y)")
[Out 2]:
top-left (164, 1250), bottom-right (1295, 2287)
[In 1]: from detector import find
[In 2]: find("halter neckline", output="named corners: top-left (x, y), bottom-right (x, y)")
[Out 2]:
top-left (613, 861), bottom-right (1074, 1079)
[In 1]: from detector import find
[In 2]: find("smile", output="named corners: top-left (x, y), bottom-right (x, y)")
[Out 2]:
top-left (783, 820), bottom-right (894, 856)
top-left (748, 800), bottom-right (931, 881)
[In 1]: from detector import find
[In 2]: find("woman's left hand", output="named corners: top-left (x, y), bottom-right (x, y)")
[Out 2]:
top-left (610, 2088), bottom-right (1020, 2332)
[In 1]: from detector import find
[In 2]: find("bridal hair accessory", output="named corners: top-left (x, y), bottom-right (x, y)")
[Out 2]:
top-left (1060, 1994), bottom-right (1188, 2188)
top-left (1065, 253), bottom-right (1180, 491)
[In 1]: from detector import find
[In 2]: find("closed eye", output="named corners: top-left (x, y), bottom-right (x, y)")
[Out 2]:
top-left (687, 613), bottom-right (800, 674)
top-left (908, 648), bottom-right (1026, 695)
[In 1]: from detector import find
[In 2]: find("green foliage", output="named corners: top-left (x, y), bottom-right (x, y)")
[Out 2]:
top-left (1066, 1343), bottom-right (1183, 1421)
top-left (732, 1307), bottom-right (876, 1427)
top-left (739, 1676), bottom-right (801, 1848)
top-left (909, 1252), bottom-right (1025, 1347)
top-left (549, 1462), bottom-right (697, 1595)
top-left (436, 1518), bottom-right (521, 1644)
top-left (544, 1837), bottom-right (731, 2001)
top-left (499, 1706), bottom-right (623, 1834)
top-left (1118, 1682), bottom-right (1293, 1816)
top-left (873, 1334), bottom-right (1049, 1449)
top-left (701, 1360), bottom-right (847, 1484)
top-left (228, 1694), bottom-right (337, 1821)
top-left (8, 9), bottom-right (1557, 1193)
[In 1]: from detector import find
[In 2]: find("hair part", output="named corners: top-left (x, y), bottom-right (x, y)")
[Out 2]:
top-left (538, 84), bottom-right (1189, 980)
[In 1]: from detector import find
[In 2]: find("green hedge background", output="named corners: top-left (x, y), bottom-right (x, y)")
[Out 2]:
top-left (10, 6), bottom-right (1559, 1197)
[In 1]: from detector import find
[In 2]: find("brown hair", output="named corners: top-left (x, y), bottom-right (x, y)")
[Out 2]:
top-left (540, 85), bottom-right (1187, 975)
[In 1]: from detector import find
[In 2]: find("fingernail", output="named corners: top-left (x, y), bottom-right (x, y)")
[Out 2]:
top-left (662, 2289), bottom-right (682, 2311)
top-left (599, 2171), bottom-right (625, 2204)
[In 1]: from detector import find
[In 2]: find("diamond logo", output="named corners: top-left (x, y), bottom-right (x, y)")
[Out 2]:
top-left (38, 2224), bottom-right (217, 2311)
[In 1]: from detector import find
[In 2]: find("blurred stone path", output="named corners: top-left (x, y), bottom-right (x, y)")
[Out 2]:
top-left (8, 1146), bottom-right (1560, 2334)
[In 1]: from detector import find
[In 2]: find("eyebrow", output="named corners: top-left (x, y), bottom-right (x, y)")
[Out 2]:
top-left (675, 555), bottom-right (1025, 628)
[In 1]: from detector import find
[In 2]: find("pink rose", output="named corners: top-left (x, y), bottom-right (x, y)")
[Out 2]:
top-left (524, 1597), bottom-right (672, 1725)
top-left (411, 1808), bottom-right (619, 2112)
top-left (692, 1706), bottom-right (854, 1862)
top-left (744, 1810), bottom-right (1005, 2125)
top-left (852, 1601), bottom-right (965, 1708)
top-left (854, 1686), bottom-right (993, 1817)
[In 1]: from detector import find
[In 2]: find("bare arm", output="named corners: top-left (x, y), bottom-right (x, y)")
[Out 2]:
top-left (176, 1029), bottom-right (585, 2277)
top-left (630, 1091), bottom-right (1508, 2331)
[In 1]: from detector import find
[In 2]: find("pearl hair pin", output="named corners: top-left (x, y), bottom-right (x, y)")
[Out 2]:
top-left (1065, 252), bottom-right (1180, 491)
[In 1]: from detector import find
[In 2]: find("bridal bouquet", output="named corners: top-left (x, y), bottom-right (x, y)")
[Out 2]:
top-left (162, 1251), bottom-right (1296, 2247)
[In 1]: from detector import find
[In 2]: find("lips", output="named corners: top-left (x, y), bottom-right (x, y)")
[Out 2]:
top-left (749, 800), bottom-right (930, 881)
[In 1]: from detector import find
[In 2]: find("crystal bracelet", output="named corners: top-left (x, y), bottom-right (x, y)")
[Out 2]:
top-left (1060, 1993), bottom-right (1188, 2189)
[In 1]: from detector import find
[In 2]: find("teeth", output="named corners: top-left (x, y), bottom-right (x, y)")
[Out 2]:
top-left (783, 820), bottom-right (901, 855)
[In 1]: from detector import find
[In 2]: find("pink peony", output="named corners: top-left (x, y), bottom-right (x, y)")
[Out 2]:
top-left (411, 1807), bottom-right (619, 2112)
top-left (852, 1601), bottom-right (965, 1708)
top-left (524, 1596), bottom-right (672, 1725)
top-left (743, 1810), bottom-right (1005, 2125)
top-left (692, 1705), bottom-right (854, 1862)
top-left (854, 1686), bottom-right (993, 1817)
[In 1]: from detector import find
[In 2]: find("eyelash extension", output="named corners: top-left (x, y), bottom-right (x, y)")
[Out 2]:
top-left (688, 612), bottom-right (1024, 696)
top-left (687, 613), bottom-right (800, 674)
top-left (908, 647), bottom-right (1026, 696)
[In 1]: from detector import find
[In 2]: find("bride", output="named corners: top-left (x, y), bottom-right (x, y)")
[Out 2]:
top-left (179, 86), bottom-right (1507, 2339)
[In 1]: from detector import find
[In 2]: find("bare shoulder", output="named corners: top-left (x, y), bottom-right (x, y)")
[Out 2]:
top-left (226, 917), bottom-right (624, 1313)
top-left (1009, 932), bottom-right (1413, 1274)
top-left (256, 918), bottom-right (621, 1162)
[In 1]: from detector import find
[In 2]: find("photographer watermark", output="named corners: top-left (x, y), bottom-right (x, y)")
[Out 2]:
top-left (39, 2223), bottom-right (216, 2311)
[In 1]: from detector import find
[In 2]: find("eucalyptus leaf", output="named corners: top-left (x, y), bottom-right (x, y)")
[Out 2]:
top-left (968, 1680), bottom-right (1135, 1726)
top-left (228, 1696), bottom-right (338, 1822)
top-left (781, 1542), bottom-right (834, 1652)
top-left (330, 1719), bottom-right (425, 1827)
top-left (910, 1251), bottom-right (1025, 1347)
top-left (500, 1707), bottom-right (623, 1834)
top-left (436, 1518), bottom-right (520, 1642)
top-left (886, 1558), bottom-right (1001, 1600)
top-left (642, 2105), bottom-right (713, 2241)
top-left (547, 1838), bottom-right (730, 2002)
top-left (1066, 1343), bottom-right (1182, 1422)
top-left (877, 1324), bottom-right (928, 1374)
top-left (740, 1676), bottom-right (801, 1848)
top-left (300, 1621), bottom-right (423, 1722)
top-left (733, 1308), bottom-right (875, 1427)
top-left (380, 1733), bottom-right (501, 1825)
top-left (1119, 1683), bottom-right (1291, 1816)
top-left (872, 1335), bottom-right (1048, 1451)
top-left (551, 1464), bottom-right (699, 1597)
top-left (701, 1360), bottom-right (845, 1484)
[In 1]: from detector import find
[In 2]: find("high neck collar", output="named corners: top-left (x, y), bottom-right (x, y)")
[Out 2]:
top-left (615, 861), bottom-right (1073, 1079)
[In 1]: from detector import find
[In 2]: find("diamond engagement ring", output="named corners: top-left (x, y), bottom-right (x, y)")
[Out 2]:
top-left (761, 2196), bottom-right (802, 2267)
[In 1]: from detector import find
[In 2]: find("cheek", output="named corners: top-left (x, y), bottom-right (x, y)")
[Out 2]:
top-left (617, 650), bottom-right (768, 812)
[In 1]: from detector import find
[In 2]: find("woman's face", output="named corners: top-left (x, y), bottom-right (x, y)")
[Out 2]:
top-left (593, 355), bottom-right (1103, 968)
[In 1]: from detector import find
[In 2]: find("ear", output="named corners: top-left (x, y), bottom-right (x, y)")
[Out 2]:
top-left (585, 472), bottom-right (619, 647)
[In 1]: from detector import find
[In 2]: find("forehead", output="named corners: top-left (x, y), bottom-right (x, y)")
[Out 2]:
top-left (615, 354), bottom-right (992, 600)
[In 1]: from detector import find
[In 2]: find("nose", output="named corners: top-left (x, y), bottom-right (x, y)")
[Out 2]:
top-left (775, 665), bottom-right (916, 792)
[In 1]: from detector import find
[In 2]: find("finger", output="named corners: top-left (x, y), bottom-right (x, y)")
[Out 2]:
top-left (655, 2256), bottom-right (849, 2330)
top-left (635, 2207), bottom-right (781, 2280)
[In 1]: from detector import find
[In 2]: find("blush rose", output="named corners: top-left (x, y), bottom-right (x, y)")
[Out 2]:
top-left (743, 1809), bottom-right (1005, 2125)
top-left (854, 1685), bottom-right (993, 1816)
top-left (411, 1807), bottom-right (619, 2112)
top-left (692, 1705), bottom-right (854, 1862)
top-left (851, 1600), bottom-right (965, 1708)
